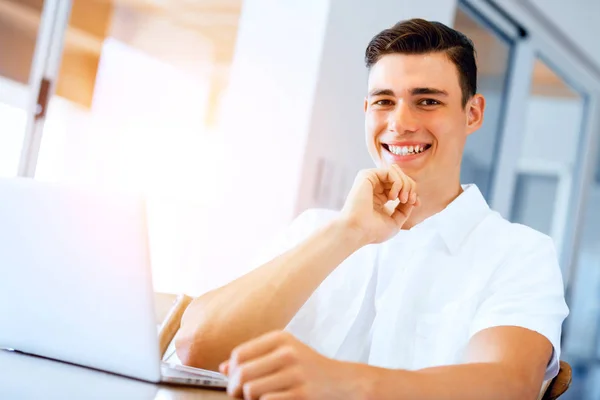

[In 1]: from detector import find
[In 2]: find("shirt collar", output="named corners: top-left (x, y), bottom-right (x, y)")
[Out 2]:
top-left (410, 184), bottom-right (491, 254)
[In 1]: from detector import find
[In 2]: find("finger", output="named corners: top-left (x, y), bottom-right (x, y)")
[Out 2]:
top-left (389, 164), bottom-right (408, 203)
top-left (362, 167), bottom-right (401, 185)
top-left (392, 164), bottom-right (416, 204)
top-left (229, 331), bottom-right (286, 371)
top-left (399, 174), bottom-right (411, 203)
top-left (409, 191), bottom-right (417, 206)
top-left (406, 176), bottom-right (418, 205)
top-left (241, 368), bottom-right (301, 400)
top-left (391, 201), bottom-right (415, 227)
top-left (227, 347), bottom-right (292, 398)
top-left (374, 192), bottom-right (390, 208)
top-left (219, 360), bottom-right (230, 376)
top-left (367, 168), bottom-right (395, 195)
top-left (415, 195), bottom-right (421, 207)
top-left (387, 166), bottom-right (404, 201)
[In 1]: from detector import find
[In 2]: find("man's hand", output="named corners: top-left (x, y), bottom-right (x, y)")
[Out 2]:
top-left (219, 327), bottom-right (551, 400)
top-left (221, 331), bottom-right (368, 400)
top-left (340, 164), bottom-right (418, 244)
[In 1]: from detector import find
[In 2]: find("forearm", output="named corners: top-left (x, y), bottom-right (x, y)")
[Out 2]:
top-left (355, 362), bottom-right (539, 400)
top-left (175, 219), bottom-right (365, 370)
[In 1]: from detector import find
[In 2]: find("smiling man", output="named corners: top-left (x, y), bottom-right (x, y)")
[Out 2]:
top-left (175, 19), bottom-right (569, 400)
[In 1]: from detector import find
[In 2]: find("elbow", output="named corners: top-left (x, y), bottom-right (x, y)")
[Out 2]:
top-left (174, 299), bottom-right (229, 371)
top-left (174, 323), bottom-right (224, 371)
top-left (174, 328), bottom-right (200, 367)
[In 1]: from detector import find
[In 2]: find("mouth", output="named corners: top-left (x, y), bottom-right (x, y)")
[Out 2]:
top-left (382, 143), bottom-right (432, 157)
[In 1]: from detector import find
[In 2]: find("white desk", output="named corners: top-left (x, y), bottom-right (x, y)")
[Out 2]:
top-left (0, 349), bottom-right (230, 399)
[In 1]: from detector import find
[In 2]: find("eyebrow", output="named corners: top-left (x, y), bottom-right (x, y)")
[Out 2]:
top-left (368, 87), bottom-right (449, 97)
top-left (368, 88), bottom-right (395, 97)
top-left (411, 87), bottom-right (449, 96)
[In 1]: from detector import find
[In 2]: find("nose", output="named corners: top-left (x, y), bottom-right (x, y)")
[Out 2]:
top-left (389, 101), bottom-right (419, 133)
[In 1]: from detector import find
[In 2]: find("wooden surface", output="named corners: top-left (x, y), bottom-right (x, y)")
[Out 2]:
top-left (0, 349), bottom-right (229, 399)
top-left (157, 293), bottom-right (193, 358)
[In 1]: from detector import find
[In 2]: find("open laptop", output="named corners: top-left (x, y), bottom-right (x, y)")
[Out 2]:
top-left (0, 177), bottom-right (227, 389)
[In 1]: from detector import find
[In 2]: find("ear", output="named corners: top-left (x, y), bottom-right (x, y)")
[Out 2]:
top-left (364, 97), bottom-right (368, 113)
top-left (466, 94), bottom-right (485, 136)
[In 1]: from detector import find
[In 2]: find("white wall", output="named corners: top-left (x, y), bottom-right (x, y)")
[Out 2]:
top-left (209, 0), bottom-right (333, 293)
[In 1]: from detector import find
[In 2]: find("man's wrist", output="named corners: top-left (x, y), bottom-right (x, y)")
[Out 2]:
top-left (333, 361), bottom-right (400, 400)
top-left (358, 364), bottom-right (414, 400)
top-left (328, 217), bottom-right (370, 250)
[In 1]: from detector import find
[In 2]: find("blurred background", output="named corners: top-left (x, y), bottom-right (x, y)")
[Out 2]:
top-left (0, 0), bottom-right (599, 397)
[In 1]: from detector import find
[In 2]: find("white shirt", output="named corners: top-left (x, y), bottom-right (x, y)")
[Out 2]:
top-left (257, 185), bottom-right (569, 381)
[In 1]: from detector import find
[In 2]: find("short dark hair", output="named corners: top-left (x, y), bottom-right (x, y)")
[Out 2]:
top-left (365, 18), bottom-right (477, 107)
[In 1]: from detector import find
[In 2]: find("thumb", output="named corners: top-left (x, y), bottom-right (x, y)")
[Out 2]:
top-left (390, 201), bottom-right (415, 227)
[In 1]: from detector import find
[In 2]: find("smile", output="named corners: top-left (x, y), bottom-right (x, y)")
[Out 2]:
top-left (382, 143), bottom-right (432, 156)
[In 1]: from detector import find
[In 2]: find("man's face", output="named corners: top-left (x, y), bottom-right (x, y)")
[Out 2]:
top-left (364, 52), bottom-right (484, 184)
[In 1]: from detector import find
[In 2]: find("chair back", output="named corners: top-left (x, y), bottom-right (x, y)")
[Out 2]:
top-left (155, 293), bottom-right (193, 358)
top-left (540, 361), bottom-right (572, 400)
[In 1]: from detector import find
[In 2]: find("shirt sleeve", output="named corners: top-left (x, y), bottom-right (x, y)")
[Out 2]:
top-left (468, 234), bottom-right (569, 381)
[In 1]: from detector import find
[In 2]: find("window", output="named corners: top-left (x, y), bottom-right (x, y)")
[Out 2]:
top-left (510, 58), bottom-right (585, 249)
top-left (33, 0), bottom-right (242, 295)
top-left (454, 6), bottom-right (513, 199)
top-left (0, 0), bottom-right (44, 177)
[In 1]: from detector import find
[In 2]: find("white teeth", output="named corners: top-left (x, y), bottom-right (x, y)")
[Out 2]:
top-left (387, 144), bottom-right (427, 156)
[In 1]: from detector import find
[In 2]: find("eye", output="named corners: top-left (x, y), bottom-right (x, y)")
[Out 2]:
top-left (418, 99), bottom-right (441, 106)
top-left (373, 99), bottom-right (394, 106)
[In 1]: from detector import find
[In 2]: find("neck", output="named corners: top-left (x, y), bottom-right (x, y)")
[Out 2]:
top-left (402, 177), bottom-right (463, 230)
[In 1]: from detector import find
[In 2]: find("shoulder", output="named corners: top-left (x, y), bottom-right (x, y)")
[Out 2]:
top-left (473, 211), bottom-right (561, 283)
top-left (476, 210), bottom-right (556, 256)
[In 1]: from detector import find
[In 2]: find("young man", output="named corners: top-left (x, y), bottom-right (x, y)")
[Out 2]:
top-left (175, 19), bottom-right (569, 400)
